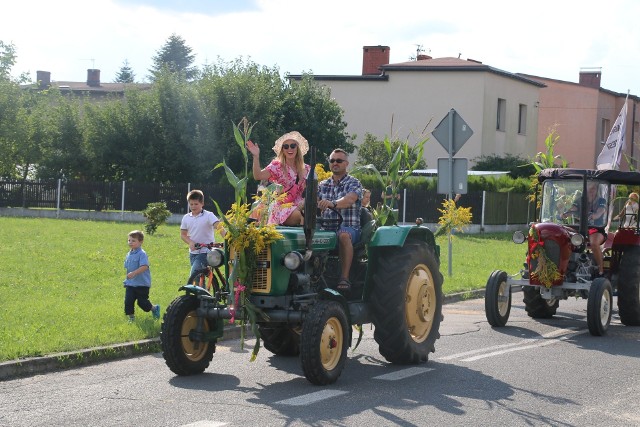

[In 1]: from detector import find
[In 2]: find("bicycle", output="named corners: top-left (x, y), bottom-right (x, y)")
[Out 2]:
top-left (188, 242), bottom-right (228, 302)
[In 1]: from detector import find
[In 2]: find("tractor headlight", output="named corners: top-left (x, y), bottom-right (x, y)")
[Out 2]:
top-left (570, 234), bottom-right (584, 247)
top-left (512, 230), bottom-right (526, 244)
top-left (283, 251), bottom-right (304, 271)
top-left (206, 248), bottom-right (224, 267)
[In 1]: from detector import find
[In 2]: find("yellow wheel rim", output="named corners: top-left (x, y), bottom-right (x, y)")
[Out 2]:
top-left (320, 317), bottom-right (343, 371)
top-left (180, 310), bottom-right (210, 362)
top-left (405, 264), bottom-right (436, 343)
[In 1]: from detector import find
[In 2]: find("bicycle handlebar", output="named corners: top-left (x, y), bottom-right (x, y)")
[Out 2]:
top-left (194, 242), bottom-right (224, 249)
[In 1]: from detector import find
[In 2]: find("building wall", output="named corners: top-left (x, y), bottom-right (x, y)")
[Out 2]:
top-left (531, 76), bottom-right (637, 170)
top-left (319, 70), bottom-right (539, 168)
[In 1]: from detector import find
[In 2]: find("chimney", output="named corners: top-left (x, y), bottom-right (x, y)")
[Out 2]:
top-left (87, 69), bottom-right (101, 87)
top-left (362, 45), bottom-right (390, 75)
top-left (36, 70), bottom-right (51, 89)
top-left (579, 68), bottom-right (601, 89)
top-left (416, 54), bottom-right (432, 61)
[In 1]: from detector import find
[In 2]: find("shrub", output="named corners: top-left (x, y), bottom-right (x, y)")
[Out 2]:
top-left (142, 202), bottom-right (171, 235)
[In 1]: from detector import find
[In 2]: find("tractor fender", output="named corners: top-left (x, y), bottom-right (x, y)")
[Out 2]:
top-left (369, 225), bottom-right (438, 251)
top-left (179, 284), bottom-right (212, 297)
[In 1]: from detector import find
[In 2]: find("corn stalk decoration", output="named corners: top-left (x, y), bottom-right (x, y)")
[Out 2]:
top-left (213, 118), bottom-right (284, 361)
top-left (527, 225), bottom-right (561, 288)
top-left (351, 136), bottom-right (428, 226)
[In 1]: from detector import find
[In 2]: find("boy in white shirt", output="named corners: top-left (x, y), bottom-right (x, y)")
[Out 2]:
top-left (180, 190), bottom-right (224, 277)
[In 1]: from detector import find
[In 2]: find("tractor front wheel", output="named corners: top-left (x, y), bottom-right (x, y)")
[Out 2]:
top-left (300, 300), bottom-right (349, 385)
top-left (587, 277), bottom-right (612, 336)
top-left (161, 295), bottom-right (216, 375)
top-left (485, 270), bottom-right (511, 327)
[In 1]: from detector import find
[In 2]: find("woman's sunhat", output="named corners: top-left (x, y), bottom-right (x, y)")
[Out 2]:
top-left (273, 131), bottom-right (309, 156)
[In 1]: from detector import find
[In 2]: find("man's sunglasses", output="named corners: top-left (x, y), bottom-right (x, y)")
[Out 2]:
top-left (329, 158), bottom-right (345, 164)
top-left (282, 143), bottom-right (297, 150)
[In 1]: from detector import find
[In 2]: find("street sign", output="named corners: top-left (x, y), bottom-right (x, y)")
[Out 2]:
top-left (437, 158), bottom-right (468, 195)
top-left (432, 109), bottom-right (474, 156)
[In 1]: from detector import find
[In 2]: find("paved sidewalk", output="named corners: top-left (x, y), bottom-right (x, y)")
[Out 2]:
top-left (0, 290), bottom-right (484, 381)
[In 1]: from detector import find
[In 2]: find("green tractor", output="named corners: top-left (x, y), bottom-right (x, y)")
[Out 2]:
top-left (160, 152), bottom-right (444, 385)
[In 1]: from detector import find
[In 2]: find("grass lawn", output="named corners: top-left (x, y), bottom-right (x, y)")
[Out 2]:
top-left (0, 217), bottom-right (522, 362)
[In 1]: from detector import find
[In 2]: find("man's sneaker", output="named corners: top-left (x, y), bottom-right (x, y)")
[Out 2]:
top-left (127, 316), bottom-right (135, 323)
top-left (152, 305), bottom-right (161, 320)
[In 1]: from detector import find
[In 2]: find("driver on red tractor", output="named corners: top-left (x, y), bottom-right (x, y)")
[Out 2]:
top-left (561, 181), bottom-right (607, 278)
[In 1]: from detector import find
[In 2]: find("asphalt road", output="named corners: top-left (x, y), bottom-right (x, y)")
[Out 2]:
top-left (1, 295), bottom-right (639, 427)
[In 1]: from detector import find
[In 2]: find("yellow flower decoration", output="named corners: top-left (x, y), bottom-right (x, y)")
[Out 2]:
top-left (315, 163), bottom-right (332, 181)
top-left (436, 198), bottom-right (472, 237)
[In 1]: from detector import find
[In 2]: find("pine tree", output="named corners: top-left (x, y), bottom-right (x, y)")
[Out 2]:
top-left (148, 34), bottom-right (197, 81)
top-left (114, 59), bottom-right (135, 83)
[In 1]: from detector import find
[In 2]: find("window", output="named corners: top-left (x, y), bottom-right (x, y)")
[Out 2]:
top-left (497, 98), bottom-right (506, 131)
top-left (601, 118), bottom-right (610, 143)
top-left (518, 104), bottom-right (527, 135)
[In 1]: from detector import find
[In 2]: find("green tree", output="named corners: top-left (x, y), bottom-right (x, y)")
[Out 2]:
top-left (198, 58), bottom-right (285, 176)
top-left (34, 90), bottom-right (89, 180)
top-left (0, 41), bottom-right (18, 81)
top-left (114, 59), bottom-right (135, 83)
top-left (149, 34), bottom-right (197, 81)
top-left (355, 132), bottom-right (427, 171)
top-left (281, 74), bottom-right (356, 161)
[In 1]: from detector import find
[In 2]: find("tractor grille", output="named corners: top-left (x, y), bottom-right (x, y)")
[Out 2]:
top-left (251, 247), bottom-right (271, 293)
top-left (543, 240), bottom-right (561, 265)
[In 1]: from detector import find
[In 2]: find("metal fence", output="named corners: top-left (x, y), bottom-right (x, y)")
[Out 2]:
top-left (0, 179), bottom-right (533, 225)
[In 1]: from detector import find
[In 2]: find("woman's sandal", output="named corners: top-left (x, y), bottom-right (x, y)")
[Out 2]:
top-left (337, 278), bottom-right (351, 295)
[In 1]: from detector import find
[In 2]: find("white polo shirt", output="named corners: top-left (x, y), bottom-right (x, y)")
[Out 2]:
top-left (180, 209), bottom-right (220, 254)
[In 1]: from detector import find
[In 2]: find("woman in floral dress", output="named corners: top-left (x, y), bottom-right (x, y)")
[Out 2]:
top-left (246, 131), bottom-right (311, 226)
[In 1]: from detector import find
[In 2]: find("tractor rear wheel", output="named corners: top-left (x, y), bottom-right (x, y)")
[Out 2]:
top-left (259, 325), bottom-right (300, 356)
top-left (370, 239), bottom-right (443, 364)
top-left (161, 295), bottom-right (216, 376)
top-left (300, 300), bottom-right (348, 385)
top-left (523, 286), bottom-right (559, 318)
top-left (617, 247), bottom-right (640, 326)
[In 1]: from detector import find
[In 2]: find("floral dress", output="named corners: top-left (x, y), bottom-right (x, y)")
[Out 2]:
top-left (265, 160), bottom-right (311, 225)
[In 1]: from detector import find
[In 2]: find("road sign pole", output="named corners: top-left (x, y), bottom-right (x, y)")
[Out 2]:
top-left (447, 109), bottom-right (454, 277)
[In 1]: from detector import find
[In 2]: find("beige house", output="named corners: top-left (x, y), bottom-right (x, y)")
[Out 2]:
top-left (518, 70), bottom-right (639, 171)
top-left (291, 46), bottom-right (544, 168)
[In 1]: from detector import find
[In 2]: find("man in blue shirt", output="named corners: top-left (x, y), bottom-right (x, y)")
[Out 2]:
top-left (318, 149), bottom-right (363, 293)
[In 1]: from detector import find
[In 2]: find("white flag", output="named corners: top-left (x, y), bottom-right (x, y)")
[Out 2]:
top-left (596, 99), bottom-right (628, 170)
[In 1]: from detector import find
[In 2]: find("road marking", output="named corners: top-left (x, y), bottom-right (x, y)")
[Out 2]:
top-left (373, 367), bottom-right (434, 381)
top-left (181, 422), bottom-right (227, 427)
top-left (275, 389), bottom-right (348, 406)
top-left (438, 328), bottom-right (585, 362)
top-left (461, 336), bottom-right (572, 361)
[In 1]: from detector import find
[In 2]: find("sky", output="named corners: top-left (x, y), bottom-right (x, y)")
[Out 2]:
top-left (2, 0), bottom-right (640, 96)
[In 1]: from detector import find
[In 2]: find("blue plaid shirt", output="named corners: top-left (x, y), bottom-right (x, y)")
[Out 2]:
top-left (318, 174), bottom-right (363, 230)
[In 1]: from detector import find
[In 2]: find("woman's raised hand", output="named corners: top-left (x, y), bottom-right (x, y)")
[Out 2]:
top-left (246, 140), bottom-right (260, 156)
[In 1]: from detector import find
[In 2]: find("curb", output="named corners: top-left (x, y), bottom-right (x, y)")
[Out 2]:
top-left (0, 291), bottom-right (484, 381)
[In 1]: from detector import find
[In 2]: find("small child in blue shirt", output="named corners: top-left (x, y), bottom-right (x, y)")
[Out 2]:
top-left (123, 230), bottom-right (160, 322)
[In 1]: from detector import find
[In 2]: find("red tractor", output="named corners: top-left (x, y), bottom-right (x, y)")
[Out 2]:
top-left (485, 168), bottom-right (640, 336)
